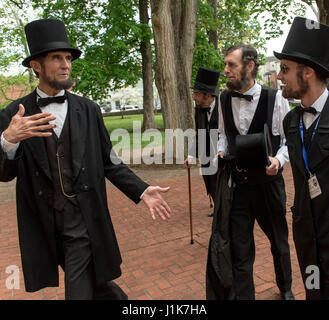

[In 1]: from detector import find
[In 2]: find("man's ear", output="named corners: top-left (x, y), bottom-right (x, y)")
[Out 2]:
top-left (29, 60), bottom-right (41, 74)
top-left (247, 60), bottom-right (255, 74)
top-left (303, 66), bottom-right (315, 80)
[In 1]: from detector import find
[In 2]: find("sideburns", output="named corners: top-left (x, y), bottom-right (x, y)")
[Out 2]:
top-left (296, 65), bottom-right (309, 95)
top-left (226, 65), bottom-right (250, 91)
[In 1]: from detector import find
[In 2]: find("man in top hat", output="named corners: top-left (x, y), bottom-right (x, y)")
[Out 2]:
top-left (184, 67), bottom-right (220, 217)
top-left (275, 16), bottom-right (329, 300)
top-left (0, 18), bottom-right (171, 300)
top-left (216, 43), bottom-right (294, 300)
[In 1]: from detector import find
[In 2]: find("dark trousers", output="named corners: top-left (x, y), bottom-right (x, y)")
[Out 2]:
top-left (54, 200), bottom-right (127, 300)
top-left (230, 178), bottom-right (292, 300)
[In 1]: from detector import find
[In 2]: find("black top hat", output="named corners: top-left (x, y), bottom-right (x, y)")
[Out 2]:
top-left (273, 16), bottom-right (329, 77)
top-left (22, 19), bottom-right (82, 67)
top-left (235, 124), bottom-right (272, 168)
top-left (190, 67), bottom-right (220, 96)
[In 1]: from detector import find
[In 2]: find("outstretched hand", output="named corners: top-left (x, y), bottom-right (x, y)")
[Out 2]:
top-left (3, 104), bottom-right (56, 143)
top-left (141, 186), bottom-right (171, 220)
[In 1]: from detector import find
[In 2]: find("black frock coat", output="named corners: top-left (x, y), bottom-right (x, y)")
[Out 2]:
top-left (283, 93), bottom-right (329, 299)
top-left (0, 90), bottom-right (149, 292)
top-left (194, 98), bottom-right (219, 200)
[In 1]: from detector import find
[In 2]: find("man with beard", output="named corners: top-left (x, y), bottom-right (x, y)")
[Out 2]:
top-left (0, 19), bottom-right (171, 299)
top-left (216, 44), bottom-right (294, 300)
top-left (184, 67), bottom-right (220, 217)
top-left (275, 17), bottom-right (329, 300)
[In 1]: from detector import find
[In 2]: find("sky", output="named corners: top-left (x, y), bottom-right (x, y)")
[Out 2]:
top-left (262, 3), bottom-right (318, 57)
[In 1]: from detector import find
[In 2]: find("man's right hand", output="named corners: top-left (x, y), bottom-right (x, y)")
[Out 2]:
top-left (3, 104), bottom-right (56, 143)
top-left (184, 157), bottom-right (192, 168)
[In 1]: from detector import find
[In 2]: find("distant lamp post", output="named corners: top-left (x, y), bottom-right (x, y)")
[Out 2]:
top-left (264, 71), bottom-right (272, 87)
top-left (264, 70), bottom-right (277, 88)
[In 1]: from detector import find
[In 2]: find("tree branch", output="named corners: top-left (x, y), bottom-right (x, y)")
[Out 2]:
top-left (7, 0), bottom-right (24, 10)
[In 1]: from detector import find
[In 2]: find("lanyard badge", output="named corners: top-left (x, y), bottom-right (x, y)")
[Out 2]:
top-left (299, 115), bottom-right (322, 199)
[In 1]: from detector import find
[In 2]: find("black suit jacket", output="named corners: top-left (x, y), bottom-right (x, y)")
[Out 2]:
top-left (283, 92), bottom-right (329, 299)
top-left (0, 90), bottom-right (149, 292)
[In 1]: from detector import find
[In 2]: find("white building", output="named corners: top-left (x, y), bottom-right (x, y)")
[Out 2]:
top-left (259, 56), bottom-right (283, 89)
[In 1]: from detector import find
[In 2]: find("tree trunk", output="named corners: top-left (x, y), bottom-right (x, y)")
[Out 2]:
top-left (150, 0), bottom-right (198, 133)
top-left (316, 0), bottom-right (329, 24)
top-left (207, 0), bottom-right (218, 50)
top-left (150, 0), bottom-right (198, 160)
top-left (139, 0), bottom-right (156, 131)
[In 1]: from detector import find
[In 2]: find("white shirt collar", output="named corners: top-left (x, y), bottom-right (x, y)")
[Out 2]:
top-left (242, 82), bottom-right (261, 96)
top-left (301, 89), bottom-right (329, 113)
top-left (36, 87), bottom-right (65, 98)
top-left (209, 98), bottom-right (216, 113)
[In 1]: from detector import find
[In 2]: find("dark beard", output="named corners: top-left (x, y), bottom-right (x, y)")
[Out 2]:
top-left (44, 75), bottom-right (74, 90)
top-left (226, 67), bottom-right (251, 91)
top-left (282, 69), bottom-right (309, 99)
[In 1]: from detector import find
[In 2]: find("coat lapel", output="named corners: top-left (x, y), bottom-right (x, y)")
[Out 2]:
top-left (209, 98), bottom-right (218, 128)
top-left (308, 95), bottom-right (329, 171)
top-left (286, 110), bottom-right (308, 177)
top-left (67, 92), bottom-right (87, 182)
top-left (23, 90), bottom-right (53, 181)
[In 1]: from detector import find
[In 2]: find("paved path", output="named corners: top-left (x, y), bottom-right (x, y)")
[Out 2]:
top-left (0, 163), bottom-right (305, 300)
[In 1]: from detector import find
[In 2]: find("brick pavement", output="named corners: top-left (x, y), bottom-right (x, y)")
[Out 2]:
top-left (0, 163), bottom-right (305, 300)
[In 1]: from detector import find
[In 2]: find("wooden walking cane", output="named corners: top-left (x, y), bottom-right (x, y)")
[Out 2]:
top-left (187, 167), bottom-right (194, 244)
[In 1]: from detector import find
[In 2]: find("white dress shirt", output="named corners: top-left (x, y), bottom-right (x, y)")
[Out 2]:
top-left (1, 87), bottom-right (67, 160)
top-left (301, 88), bottom-right (328, 129)
top-left (217, 82), bottom-right (290, 167)
top-left (207, 98), bottom-right (216, 122)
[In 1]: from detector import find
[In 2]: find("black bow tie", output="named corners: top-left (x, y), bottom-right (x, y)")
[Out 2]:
top-left (231, 91), bottom-right (253, 101)
top-left (295, 105), bottom-right (317, 115)
top-left (37, 95), bottom-right (67, 107)
top-left (201, 107), bottom-right (211, 113)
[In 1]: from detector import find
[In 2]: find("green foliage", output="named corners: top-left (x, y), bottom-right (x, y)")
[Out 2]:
top-left (192, 27), bottom-right (223, 77)
top-left (0, 1), bottom-right (39, 74)
top-left (251, 0), bottom-right (310, 40)
top-left (30, 0), bottom-right (152, 101)
top-left (193, 0), bottom-right (266, 88)
top-left (0, 0), bottom-right (318, 105)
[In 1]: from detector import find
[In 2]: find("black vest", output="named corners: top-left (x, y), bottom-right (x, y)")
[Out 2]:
top-left (220, 86), bottom-right (282, 185)
top-left (45, 112), bottom-right (75, 211)
top-left (302, 116), bottom-right (319, 151)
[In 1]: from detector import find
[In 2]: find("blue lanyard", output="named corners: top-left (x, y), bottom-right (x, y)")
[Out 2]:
top-left (299, 114), bottom-right (321, 173)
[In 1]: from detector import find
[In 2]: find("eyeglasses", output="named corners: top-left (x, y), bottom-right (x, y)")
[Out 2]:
top-left (280, 64), bottom-right (289, 74)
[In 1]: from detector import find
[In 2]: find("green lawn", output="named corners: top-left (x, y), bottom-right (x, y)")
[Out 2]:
top-left (103, 113), bottom-right (165, 149)
top-left (103, 113), bottom-right (164, 133)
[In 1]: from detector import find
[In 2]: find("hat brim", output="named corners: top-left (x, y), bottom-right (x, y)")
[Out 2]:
top-left (190, 86), bottom-right (218, 96)
top-left (263, 123), bottom-right (272, 166)
top-left (273, 50), bottom-right (329, 77)
top-left (22, 47), bottom-right (82, 67)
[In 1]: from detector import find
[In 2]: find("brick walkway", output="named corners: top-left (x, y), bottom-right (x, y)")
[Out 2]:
top-left (0, 163), bottom-right (305, 300)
